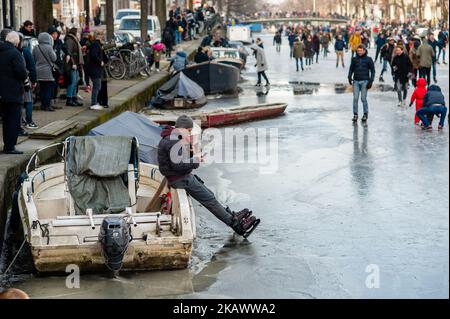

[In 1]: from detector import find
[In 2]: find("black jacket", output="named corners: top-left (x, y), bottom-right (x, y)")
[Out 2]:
top-left (194, 51), bottom-right (209, 63)
top-left (380, 43), bottom-right (395, 62)
top-left (391, 53), bottom-right (412, 84)
top-left (157, 126), bottom-right (200, 183)
top-left (87, 40), bottom-right (106, 79)
top-left (19, 26), bottom-right (36, 38)
top-left (423, 85), bottom-right (446, 108)
top-left (0, 42), bottom-right (27, 104)
top-left (348, 51), bottom-right (375, 82)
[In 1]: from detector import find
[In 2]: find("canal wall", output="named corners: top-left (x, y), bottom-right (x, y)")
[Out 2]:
top-left (0, 42), bottom-right (200, 255)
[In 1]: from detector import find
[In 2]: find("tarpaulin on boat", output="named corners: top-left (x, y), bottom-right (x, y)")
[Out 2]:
top-left (88, 111), bottom-right (162, 164)
top-left (65, 136), bottom-right (133, 215)
top-left (151, 72), bottom-right (207, 108)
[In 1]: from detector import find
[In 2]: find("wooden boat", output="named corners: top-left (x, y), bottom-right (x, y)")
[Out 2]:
top-left (181, 61), bottom-right (240, 94)
top-left (147, 103), bottom-right (288, 128)
top-left (198, 103), bottom-right (288, 128)
top-left (18, 137), bottom-right (196, 273)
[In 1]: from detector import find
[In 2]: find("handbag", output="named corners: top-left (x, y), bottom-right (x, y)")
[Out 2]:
top-left (38, 46), bottom-right (61, 81)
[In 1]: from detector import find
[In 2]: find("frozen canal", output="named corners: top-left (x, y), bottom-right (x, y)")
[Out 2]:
top-left (15, 33), bottom-right (449, 298)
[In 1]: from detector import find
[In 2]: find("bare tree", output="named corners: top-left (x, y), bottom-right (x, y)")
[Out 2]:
top-left (33, 0), bottom-right (53, 34)
top-left (418, 0), bottom-right (423, 21)
top-left (442, 0), bottom-right (449, 20)
top-left (141, 0), bottom-right (148, 41)
top-left (155, 0), bottom-right (167, 30)
top-left (106, 0), bottom-right (114, 41)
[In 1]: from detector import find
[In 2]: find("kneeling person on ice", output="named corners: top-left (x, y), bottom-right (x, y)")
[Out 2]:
top-left (157, 115), bottom-right (260, 238)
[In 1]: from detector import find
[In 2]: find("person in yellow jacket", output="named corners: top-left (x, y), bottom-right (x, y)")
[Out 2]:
top-left (349, 31), bottom-right (362, 58)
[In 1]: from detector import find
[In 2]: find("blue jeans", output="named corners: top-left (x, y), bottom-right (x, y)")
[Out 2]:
top-left (380, 59), bottom-right (392, 77)
top-left (437, 46), bottom-right (446, 62)
top-left (175, 31), bottom-right (182, 45)
top-left (66, 69), bottom-right (78, 98)
top-left (353, 80), bottom-right (369, 115)
top-left (416, 105), bottom-right (448, 127)
top-left (91, 78), bottom-right (102, 106)
top-left (24, 101), bottom-right (33, 123)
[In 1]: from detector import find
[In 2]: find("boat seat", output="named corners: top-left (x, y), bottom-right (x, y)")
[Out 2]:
top-left (35, 183), bottom-right (70, 219)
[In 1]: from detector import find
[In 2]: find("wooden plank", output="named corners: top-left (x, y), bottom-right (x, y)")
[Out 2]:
top-left (30, 120), bottom-right (78, 139)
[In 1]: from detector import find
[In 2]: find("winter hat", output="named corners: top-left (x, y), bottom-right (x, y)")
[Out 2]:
top-left (69, 27), bottom-right (78, 35)
top-left (175, 115), bottom-right (194, 129)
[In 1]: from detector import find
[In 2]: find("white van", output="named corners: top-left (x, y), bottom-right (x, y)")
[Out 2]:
top-left (114, 9), bottom-right (140, 30)
top-left (118, 15), bottom-right (161, 43)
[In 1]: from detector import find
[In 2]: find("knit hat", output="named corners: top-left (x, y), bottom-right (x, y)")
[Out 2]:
top-left (175, 115), bottom-right (194, 129)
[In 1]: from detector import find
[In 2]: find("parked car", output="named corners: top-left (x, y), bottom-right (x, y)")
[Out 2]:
top-left (118, 15), bottom-right (161, 43)
top-left (114, 9), bottom-right (140, 30)
top-left (114, 31), bottom-right (137, 46)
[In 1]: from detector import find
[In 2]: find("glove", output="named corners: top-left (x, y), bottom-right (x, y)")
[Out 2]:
top-left (367, 81), bottom-right (373, 89)
top-left (348, 77), bottom-right (353, 85)
top-left (409, 102), bottom-right (413, 107)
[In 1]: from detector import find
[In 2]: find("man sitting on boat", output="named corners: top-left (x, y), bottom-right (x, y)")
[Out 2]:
top-left (157, 115), bottom-right (260, 238)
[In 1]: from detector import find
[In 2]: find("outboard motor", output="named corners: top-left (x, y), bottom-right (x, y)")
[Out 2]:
top-left (99, 217), bottom-right (132, 274)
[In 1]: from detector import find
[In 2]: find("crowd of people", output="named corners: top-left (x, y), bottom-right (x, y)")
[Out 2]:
top-left (271, 20), bottom-right (448, 128)
top-left (0, 3), bottom-right (221, 154)
top-left (0, 22), bottom-right (113, 154)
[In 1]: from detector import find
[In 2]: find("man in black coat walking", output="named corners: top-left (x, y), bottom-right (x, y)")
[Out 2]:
top-left (0, 31), bottom-right (28, 154)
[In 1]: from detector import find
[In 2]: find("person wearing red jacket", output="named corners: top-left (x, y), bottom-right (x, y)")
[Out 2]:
top-left (409, 77), bottom-right (427, 125)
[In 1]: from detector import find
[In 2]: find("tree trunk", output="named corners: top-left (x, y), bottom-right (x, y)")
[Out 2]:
top-left (418, 0), bottom-right (423, 21)
top-left (105, 0), bottom-right (114, 41)
top-left (217, 0), bottom-right (223, 12)
top-left (141, 0), bottom-right (149, 41)
top-left (84, 0), bottom-right (90, 30)
top-left (400, 0), bottom-right (406, 20)
top-left (442, 0), bottom-right (449, 20)
top-left (33, 0), bottom-right (53, 34)
top-left (362, 0), bottom-right (367, 18)
top-left (155, 0), bottom-right (166, 31)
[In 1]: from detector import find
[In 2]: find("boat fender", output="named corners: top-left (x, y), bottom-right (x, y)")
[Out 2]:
top-left (98, 217), bottom-right (132, 272)
top-left (161, 192), bottom-right (172, 215)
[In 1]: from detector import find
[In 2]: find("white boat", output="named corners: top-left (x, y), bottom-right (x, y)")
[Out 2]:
top-left (210, 47), bottom-right (245, 70)
top-left (227, 25), bottom-right (252, 44)
top-left (18, 136), bottom-right (196, 273)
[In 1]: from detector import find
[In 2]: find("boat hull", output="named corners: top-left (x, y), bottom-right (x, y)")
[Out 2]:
top-left (202, 103), bottom-right (288, 128)
top-left (18, 162), bottom-right (196, 273)
top-left (30, 240), bottom-right (192, 273)
top-left (182, 61), bottom-right (240, 94)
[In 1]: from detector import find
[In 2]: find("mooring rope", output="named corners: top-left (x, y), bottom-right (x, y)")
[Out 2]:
top-left (1, 238), bottom-right (27, 276)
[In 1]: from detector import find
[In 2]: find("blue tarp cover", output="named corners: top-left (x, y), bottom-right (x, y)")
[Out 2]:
top-left (88, 111), bottom-right (162, 164)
